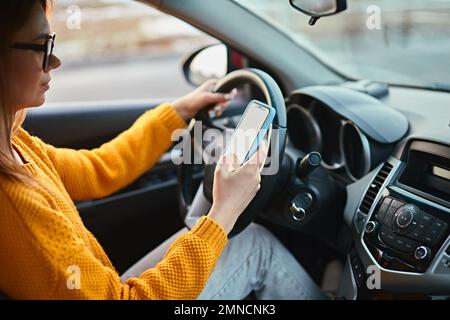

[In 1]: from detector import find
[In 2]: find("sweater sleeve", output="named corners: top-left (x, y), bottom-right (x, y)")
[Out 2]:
top-left (57, 216), bottom-right (227, 300)
top-left (0, 186), bottom-right (227, 300)
top-left (30, 103), bottom-right (186, 201)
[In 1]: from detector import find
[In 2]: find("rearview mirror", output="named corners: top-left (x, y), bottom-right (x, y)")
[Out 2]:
top-left (289, 0), bottom-right (347, 25)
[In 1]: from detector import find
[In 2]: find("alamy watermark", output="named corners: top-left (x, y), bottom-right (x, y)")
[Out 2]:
top-left (170, 121), bottom-right (281, 175)
top-left (66, 5), bottom-right (82, 30)
top-left (66, 265), bottom-right (81, 290)
top-left (366, 5), bottom-right (382, 30)
top-left (366, 264), bottom-right (381, 290)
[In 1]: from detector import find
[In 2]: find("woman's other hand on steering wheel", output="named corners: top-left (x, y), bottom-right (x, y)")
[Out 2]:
top-left (207, 142), bottom-right (268, 235)
top-left (171, 79), bottom-right (237, 121)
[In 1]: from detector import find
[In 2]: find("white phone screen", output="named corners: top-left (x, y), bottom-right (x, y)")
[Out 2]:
top-left (225, 102), bottom-right (270, 164)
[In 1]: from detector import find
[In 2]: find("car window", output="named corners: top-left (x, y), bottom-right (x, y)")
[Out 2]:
top-left (47, 0), bottom-right (218, 104)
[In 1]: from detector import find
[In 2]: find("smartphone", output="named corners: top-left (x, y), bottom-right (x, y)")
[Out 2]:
top-left (224, 100), bottom-right (276, 165)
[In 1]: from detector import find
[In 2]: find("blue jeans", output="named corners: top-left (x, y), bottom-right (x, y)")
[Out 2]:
top-left (120, 223), bottom-right (327, 300)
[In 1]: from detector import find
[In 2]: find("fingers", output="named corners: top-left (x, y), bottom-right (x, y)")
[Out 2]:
top-left (226, 153), bottom-right (240, 171)
top-left (213, 88), bottom-right (236, 115)
top-left (253, 182), bottom-right (261, 196)
top-left (219, 140), bottom-right (268, 175)
top-left (202, 86), bottom-right (238, 104)
top-left (203, 91), bottom-right (230, 104)
top-left (197, 79), bottom-right (239, 116)
top-left (238, 152), bottom-right (263, 187)
top-left (224, 88), bottom-right (238, 100)
top-left (248, 176), bottom-right (262, 200)
top-left (236, 141), bottom-right (267, 192)
top-left (213, 101), bottom-right (230, 117)
top-left (217, 152), bottom-right (240, 173)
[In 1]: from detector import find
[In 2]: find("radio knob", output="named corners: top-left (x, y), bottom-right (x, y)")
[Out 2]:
top-left (414, 246), bottom-right (431, 261)
top-left (396, 209), bottom-right (414, 228)
top-left (395, 204), bottom-right (419, 229)
top-left (365, 221), bottom-right (378, 235)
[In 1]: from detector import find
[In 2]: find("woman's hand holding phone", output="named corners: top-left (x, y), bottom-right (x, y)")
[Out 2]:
top-left (207, 141), bottom-right (268, 235)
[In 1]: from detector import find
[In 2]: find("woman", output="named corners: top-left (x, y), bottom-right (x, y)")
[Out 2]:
top-left (0, 0), bottom-right (325, 300)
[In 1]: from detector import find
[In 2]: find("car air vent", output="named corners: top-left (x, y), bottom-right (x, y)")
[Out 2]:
top-left (359, 162), bottom-right (393, 214)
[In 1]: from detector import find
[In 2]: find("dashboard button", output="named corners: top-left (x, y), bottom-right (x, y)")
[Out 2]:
top-left (394, 237), bottom-right (405, 248)
top-left (423, 220), bottom-right (447, 245)
top-left (419, 212), bottom-right (435, 227)
top-left (403, 239), bottom-right (417, 253)
top-left (423, 234), bottom-right (434, 245)
top-left (376, 204), bottom-right (388, 221)
top-left (386, 232), bottom-right (395, 241)
top-left (381, 230), bottom-right (397, 247)
top-left (416, 221), bottom-right (428, 233)
top-left (378, 226), bottom-right (417, 254)
top-left (383, 206), bottom-right (397, 226)
top-left (392, 236), bottom-right (417, 253)
top-left (382, 197), bottom-right (392, 207)
top-left (350, 255), bottom-right (365, 287)
top-left (433, 220), bottom-right (447, 233)
top-left (409, 229), bottom-right (425, 242)
top-left (379, 226), bottom-right (393, 245)
top-left (427, 226), bottom-right (443, 239)
top-left (379, 227), bottom-right (388, 241)
top-left (391, 199), bottom-right (404, 209)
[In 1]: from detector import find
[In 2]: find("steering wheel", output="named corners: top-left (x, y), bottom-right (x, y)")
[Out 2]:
top-left (177, 68), bottom-right (287, 237)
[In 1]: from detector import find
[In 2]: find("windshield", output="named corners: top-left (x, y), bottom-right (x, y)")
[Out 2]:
top-left (234, 0), bottom-right (450, 90)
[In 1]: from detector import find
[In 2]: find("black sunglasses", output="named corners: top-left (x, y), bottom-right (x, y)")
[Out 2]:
top-left (13, 33), bottom-right (56, 72)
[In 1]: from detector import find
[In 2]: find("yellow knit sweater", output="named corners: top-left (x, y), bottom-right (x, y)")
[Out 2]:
top-left (0, 103), bottom-right (228, 300)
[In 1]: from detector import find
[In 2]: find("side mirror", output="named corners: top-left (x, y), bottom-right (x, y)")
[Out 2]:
top-left (289, 0), bottom-right (347, 25)
top-left (182, 44), bottom-right (228, 86)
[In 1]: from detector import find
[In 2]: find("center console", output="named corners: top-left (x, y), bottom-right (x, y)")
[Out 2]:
top-left (340, 140), bottom-right (450, 298)
top-left (364, 190), bottom-right (448, 273)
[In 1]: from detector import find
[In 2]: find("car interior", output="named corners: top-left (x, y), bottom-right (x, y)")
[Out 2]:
top-left (3, 0), bottom-right (449, 300)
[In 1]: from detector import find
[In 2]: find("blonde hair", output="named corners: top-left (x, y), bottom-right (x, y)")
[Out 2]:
top-left (0, 96), bottom-right (33, 184)
top-left (0, 0), bottom-right (51, 184)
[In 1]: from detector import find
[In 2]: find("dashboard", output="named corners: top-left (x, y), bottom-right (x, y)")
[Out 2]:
top-left (349, 143), bottom-right (450, 297)
top-left (280, 84), bottom-right (450, 298)
top-left (286, 86), bottom-right (408, 184)
top-left (218, 80), bottom-right (449, 298)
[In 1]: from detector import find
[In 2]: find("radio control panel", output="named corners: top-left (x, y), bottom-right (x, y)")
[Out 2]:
top-left (364, 191), bottom-right (449, 273)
